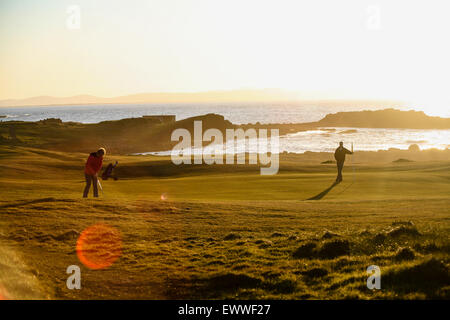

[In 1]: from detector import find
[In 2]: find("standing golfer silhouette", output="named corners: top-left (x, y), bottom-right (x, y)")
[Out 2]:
top-left (334, 142), bottom-right (353, 183)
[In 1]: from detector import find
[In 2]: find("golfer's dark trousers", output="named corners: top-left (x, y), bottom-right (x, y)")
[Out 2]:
top-left (83, 174), bottom-right (98, 198)
top-left (336, 160), bottom-right (344, 181)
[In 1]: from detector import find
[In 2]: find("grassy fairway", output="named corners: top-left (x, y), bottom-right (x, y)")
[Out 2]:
top-left (0, 146), bottom-right (449, 299)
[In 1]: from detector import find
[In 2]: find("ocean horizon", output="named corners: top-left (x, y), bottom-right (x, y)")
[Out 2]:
top-left (1, 103), bottom-right (449, 153)
top-left (1, 102), bottom-right (447, 124)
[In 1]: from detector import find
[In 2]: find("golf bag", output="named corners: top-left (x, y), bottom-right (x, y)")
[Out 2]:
top-left (102, 161), bottom-right (118, 180)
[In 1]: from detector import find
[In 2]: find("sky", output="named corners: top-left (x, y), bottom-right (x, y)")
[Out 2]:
top-left (1, 0), bottom-right (449, 115)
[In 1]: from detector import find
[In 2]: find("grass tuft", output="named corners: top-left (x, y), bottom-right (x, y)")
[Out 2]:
top-left (387, 225), bottom-right (421, 238)
top-left (302, 267), bottom-right (328, 279)
top-left (384, 258), bottom-right (450, 297)
top-left (223, 233), bottom-right (241, 241)
top-left (292, 242), bottom-right (317, 259)
top-left (317, 240), bottom-right (351, 259)
top-left (395, 247), bottom-right (416, 261)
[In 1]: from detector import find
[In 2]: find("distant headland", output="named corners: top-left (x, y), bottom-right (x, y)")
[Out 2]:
top-left (0, 89), bottom-right (405, 108)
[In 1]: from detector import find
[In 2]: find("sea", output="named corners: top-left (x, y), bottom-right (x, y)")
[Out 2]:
top-left (1, 103), bottom-right (449, 153)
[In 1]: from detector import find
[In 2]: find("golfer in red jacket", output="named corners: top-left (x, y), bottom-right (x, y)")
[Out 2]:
top-left (83, 148), bottom-right (105, 198)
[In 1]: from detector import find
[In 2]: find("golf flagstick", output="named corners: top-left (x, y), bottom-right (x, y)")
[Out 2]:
top-left (351, 142), bottom-right (355, 183)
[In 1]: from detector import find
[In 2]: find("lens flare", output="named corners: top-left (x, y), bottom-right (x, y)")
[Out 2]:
top-left (76, 223), bottom-right (122, 270)
top-left (0, 285), bottom-right (9, 300)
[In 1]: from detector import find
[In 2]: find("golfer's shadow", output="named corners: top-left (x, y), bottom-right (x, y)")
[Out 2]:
top-left (307, 181), bottom-right (340, 200)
